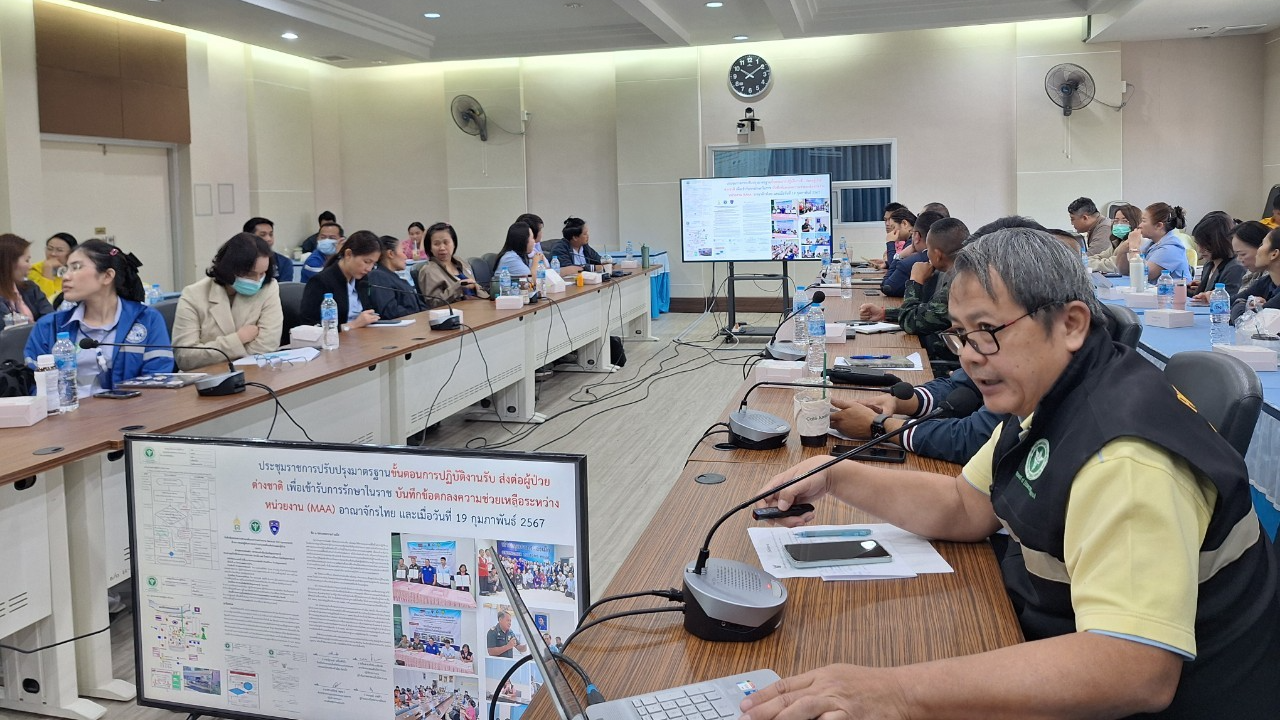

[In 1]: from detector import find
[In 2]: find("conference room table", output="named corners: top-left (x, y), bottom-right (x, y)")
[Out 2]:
top-left (0, 269), bottom-right (659, 720)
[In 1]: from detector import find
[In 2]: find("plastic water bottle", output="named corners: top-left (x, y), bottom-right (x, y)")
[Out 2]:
top-left (1209, 283), bottom-right (1231, 346)
top-left (793, 286), bottom-right (810, 346)
top-left (499, 269), bottom-right (513, 297)
top-left (536, 265), bottom-right (547, 297)
top-left (1129, 253), bottom-right (1147, 293)
top-left (35, 354), bottom-right (59, 414)
top-left (52, 332), bottom-right (78, 413)
top-left (805, 302), bottom-right (826, 379)
top-left (1155, 270), bottom-right (1174, 310)
top-left (625, 241), bottom-right (634, 264)
top-left (839, 236), bottom-right (848, 262)
top-left (146, 283), bottom-right (162, 306)
top-left (839, 259), bottom-right (853, 299)
top-left (820, 251), bottom-right (831, 283)
top-left (320, 293), bottom-right (339, 350)
top-left (549, 257), bottom-right (561, 276)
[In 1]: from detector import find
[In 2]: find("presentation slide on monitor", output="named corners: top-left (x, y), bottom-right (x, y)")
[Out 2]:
top-left (127, 438), bottom-right (584, 720)
top-left (681, 174), bottom-right (832, 263)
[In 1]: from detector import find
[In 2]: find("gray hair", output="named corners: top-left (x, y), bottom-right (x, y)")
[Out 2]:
top-left (952, 227), bottom-right (1105, 330)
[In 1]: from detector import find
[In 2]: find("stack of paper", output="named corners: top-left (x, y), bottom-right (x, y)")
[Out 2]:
top-left (232, 347), bottom-right (321, 366)
top-left (748, 523), bottom-right (953, 581)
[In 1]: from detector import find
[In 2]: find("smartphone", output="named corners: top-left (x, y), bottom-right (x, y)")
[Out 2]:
top-left (831, 445), bottom-right (907, 463)
top-left (93, 389), bottom-right (141, 399)
top-left (863, 290), bottom-right (880, 296)
top-left (371, 319), bottom-right (401, 325)
top-left (783, 539), bottom-right (892, 568)
top-left (751, 503), bottom-right (815, 521)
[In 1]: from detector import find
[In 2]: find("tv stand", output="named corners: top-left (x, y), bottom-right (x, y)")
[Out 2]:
top-left (719, 261), bottom-right (792, 340)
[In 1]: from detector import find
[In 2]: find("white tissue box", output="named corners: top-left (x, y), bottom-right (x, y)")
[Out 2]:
top-left (0, 396), bottom-right (45, 428)
top-left (824, 323), bottom-right (848, 344)
top-left (544, 270), bottom-right (567, 294)
top-left (1258, 308), bottom-right (1280, 335)
top-left (578, 271), bottom-right (603, 285)
top-left (619, 260), bottom-right (639, 269)
top-left (1122, 290), bottom-right (1158, 309)
top-left (429, 308), bottom-right (462, 324)
top-left (1144, 309), bottom-right (1194, 328)
top-left (494, 296), bottom-right (524, 310)
top-left (1213, 343), bottom-right (1278, 372)
top-left (1096, 287), bottom-right (1124, 301)
top-left (754, 360), bottom-right (806, 382)
top-left (290, 325), bottom-right (322, 343)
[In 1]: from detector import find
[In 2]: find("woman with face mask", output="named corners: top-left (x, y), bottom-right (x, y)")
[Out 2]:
top-left (172, 233), bottom-right (283, 371)
top-left (1086, 204), bottom-right (1141, 274)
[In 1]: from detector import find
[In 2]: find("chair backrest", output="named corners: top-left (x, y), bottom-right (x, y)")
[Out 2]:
top-left (153, 299), bottom-right (179, 335)
top-left (1163, 351), bottom-right (1263, 456)
top-left (1101, 304), bottom-right (1142, 349)
top-left (1262, 184), bottom-right (1279, 220)
top-left (469, 256), bottom-right (493, 289)
top-left (0, 323), bottom-right (34, 364)
top-left (276, 282), bottom-right (307, 345)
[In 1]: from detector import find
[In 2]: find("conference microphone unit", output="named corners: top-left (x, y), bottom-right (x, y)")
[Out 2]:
top-left (367, 282), bottom-right (463, 330)
top-left (78, 338), bottom-right (246, 396)
top-left (681, 386), bottom-right (981, 643)
top-left (764, 290), bottom-right (825, 361)
top-left (727, 380), bottom-right (910, 450)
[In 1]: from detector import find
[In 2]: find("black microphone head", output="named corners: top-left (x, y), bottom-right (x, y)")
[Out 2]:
top-left (78, 338), bottom-right (99, 349)
top-left (890, 381), bottom-right (915, 400)
top-left (940, 386), bottom-right (981, 417)
top-left (809, 290), bottom-right (826, 303)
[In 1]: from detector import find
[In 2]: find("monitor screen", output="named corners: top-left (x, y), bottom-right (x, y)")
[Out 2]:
top-left (680, 174), bottom-right (832, 263)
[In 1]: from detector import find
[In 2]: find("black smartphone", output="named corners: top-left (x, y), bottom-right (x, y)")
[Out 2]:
top-left (863, 290), bottom-right (880, 296)
top-left (371, 319), bottom-right (401, 325)
top-left (783, 539), bottom-right (892, 567)
top-left (93, 389), bottom-right (141, 399)
top-left (751, 503), bottom-right (815, 521)
top-left (831, 445), bottom-right (907, 463)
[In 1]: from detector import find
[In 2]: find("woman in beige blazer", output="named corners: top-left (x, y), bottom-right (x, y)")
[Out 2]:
top-left (416, 222), bottom-right (490, 306)
top-left (173, 233), bottom-right (284, 370)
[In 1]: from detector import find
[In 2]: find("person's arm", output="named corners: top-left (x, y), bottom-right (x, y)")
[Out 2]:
top-left (900, 409), bottom-right (1005, 465)
top-left (300, 279), bottom-right (324, 326)
top-left (137, 310), bottom-right (176, 375)
top-left (879, 261), bottom-right (912, 297)
top-left (24, 284), bottom-right (53, 320)
top-left (1216, 261), bottom-right (1247, 298)
top-left (897, 276), bottom-right (950, 337)
top-left (244, 283), bottom-right (283, 356)
top-left (171, 291), bottom-right (243, 371)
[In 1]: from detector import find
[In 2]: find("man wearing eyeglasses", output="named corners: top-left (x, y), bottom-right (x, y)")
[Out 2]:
top-left (750, 227), bottom-right (1278, 718)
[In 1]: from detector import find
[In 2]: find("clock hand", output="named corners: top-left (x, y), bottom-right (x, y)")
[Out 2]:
top-left (742, 66), bottom-right (761, 79)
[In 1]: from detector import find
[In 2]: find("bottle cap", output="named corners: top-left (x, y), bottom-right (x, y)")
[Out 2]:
top-left (1160, 270), bottom-right (1170, 275)
top-left (324, 292), bottom-right (333, 299)
top-left (57, 331), bottom-right (70, 341)
top-left (37, 354), bottom-right (55, 367)
top-left (1215, 283), bottom-right (1226, 289)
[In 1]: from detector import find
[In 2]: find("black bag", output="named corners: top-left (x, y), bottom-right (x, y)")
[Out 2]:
top-left (0, 359), bottom-right (34, 397)
top-left (609, 335), bottom-right (626, 368)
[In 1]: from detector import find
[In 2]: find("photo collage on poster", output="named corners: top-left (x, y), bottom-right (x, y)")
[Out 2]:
top-left (392, 536), bottom-right (579, 720)
top-left (771, 197), bottom-right (832, 260)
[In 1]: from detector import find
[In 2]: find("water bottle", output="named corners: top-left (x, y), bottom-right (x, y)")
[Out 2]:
top-left (1155, 270), bottom-right (1174, 310)
top-left (1129, 253), bottom-right (1147, 293)
top-left (793, 286), bottom-right (810, 346)
top-left (536, 266), bottom-right (547, 297)
top-left (805, 302), bottom-right (826, 379)
top-left (1172, 275), bottom-right (1187, 310)
top-left (35, 354), bottom-right (59, 414)
top-left (549, 257), bottom-right (561, 276)
top-left (146, 283), bottom-right (162, 306)
top-left (52, 332), bottom-right (78, 413)
top-left (625, 240), bottom-right (634, 264)
top-left (499, 269), bottom-right (513, 298)
top-left (839, 259), bottom-right (853, 299)
top-left (820, 251), bottom-right (831, 283)
top-left (641, 243), bottom-right (650, 269)
top-left (320, 293), bottom-right (339, 350)
top-left (1209, 283), bottom-right (1231, 346)
top-left (839, 236), bottom-right (848, 262)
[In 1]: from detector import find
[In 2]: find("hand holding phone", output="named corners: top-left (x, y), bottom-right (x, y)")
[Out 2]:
top-left (831, 445), bottom-right (907, 463)
top-left (752, 503), bottom-right (815, 521)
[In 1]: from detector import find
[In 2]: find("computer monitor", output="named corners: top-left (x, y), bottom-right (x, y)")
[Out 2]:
top-left (489, 545), bottom-right (585, 720)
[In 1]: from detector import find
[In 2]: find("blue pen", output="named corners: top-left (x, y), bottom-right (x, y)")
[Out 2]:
top-left (794, 528), bottom-right (871, 538)
top-left (846, 354), bottom-right (890, 360)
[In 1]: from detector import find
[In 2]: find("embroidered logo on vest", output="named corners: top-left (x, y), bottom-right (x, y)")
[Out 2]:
top-left (125, 322), bottom-right (147, 344)
top-left (1015, 438), bottom-right (1050, 497)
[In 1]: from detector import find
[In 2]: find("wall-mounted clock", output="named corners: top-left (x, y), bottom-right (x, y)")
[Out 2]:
top-left (728, 54), bottom-right (771, 99)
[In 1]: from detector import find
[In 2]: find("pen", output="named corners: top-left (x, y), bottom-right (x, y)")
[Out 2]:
top-left (795, 528), bottom-right (872, 538)
top-left (846, 354), bottom-right (891, 360)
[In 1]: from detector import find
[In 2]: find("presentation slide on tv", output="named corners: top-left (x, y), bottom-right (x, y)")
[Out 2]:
top-left (681, 174), bottom-right (831, 263)
top-left (127, 438), bottom-right (584, 720)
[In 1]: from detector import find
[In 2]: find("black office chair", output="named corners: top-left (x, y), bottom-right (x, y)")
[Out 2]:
top-left (1164, 351), bottom-right (1263, 456)
top-left (0, 323), bottom-right (34, 364)
top-left (276, 282), bottom-right (307, 345)
top-left (1263, 184), bottom-right (1280, 220)
top-left (469, 256), bottom-right (493, 290)
top-left (153, 299), bottom-right (179, 335)
top-left (1101, 304), bottom-right (1142, 349)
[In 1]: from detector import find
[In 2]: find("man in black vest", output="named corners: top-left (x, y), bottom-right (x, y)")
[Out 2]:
top-left (746, 226), bottom-right (1278, 719)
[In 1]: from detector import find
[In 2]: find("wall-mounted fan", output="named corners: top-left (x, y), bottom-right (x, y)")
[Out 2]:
top-left (1044, 63), bottom-right (1096, 116)
top-left (451, 95), bottom-right (489, 141)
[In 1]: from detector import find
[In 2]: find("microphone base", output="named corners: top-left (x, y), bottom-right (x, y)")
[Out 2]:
top-left (682, 559), bottom-right (787, 642)
top-left (764, 341), bottom-right (805, 362)
top-left (195, 371), bottom-right (246, 397)
top-left (429, 316), bottom-right (462, 331)
top-left (727, 409), bottom-right (789, 450)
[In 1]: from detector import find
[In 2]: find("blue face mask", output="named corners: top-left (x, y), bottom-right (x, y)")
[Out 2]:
top-left (232, 276), bottom-right (264, 297)
top-left (317, 239), bottom-right (338, 255)
top-left (1112, 223), bottom-right (1131, 240)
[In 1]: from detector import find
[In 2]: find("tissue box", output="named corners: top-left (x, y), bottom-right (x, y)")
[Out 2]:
top-left (754, 360), bottom-right (806, 382)
top-left (1096, 287), bottom-right (1124, 301)
top-left (578, 271), bottom-right (602, 285)
top-left (1145, 309), bottom-right (1194, 328)
top-left (544, 270), bottom-right (567, 294)
top-left (429, 308), bottom-right (462, 324)
top-left (494, 295), bottom-right (524, 310)
top-left (619, 260), bottom-right (639, 269)
top-left (1213, 343), bottom-right (1278, 372)
top-left (824, 323), bottom-right (848, 344)
top-left (1122, 290), bottom-right (1158, 309)
top-left (290, 325), bottom-right (322, 343)
top-left (1258, 308), bottom-right (1280, 335)
top-left (0, 396), bottom-right (45, 428)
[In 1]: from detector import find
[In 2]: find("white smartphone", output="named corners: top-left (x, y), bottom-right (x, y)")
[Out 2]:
top-left (783, 539), bottom-right (892, 568)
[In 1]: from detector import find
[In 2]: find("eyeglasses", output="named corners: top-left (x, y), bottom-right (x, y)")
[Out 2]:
top-left (939, 308), bottom-right (1041, 357)
top-left (253, 354), bottom-right (303, 370)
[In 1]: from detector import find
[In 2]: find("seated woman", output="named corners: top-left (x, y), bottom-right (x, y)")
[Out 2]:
top-left (546, 217), bottom-right (603, 275)
top-left (1231, 225), bottom-right (1280, 323)
top-left (368, 235), bottom-right (428, 319)
top-left (1087, 204), bottom-right (1140, 274)
top-left (493, 221), bottom-right (536, 277)
top-left (416, 223), bottom-right (489, 307)
top-left (300, 221), bottom-right (343, 282)
top-left (1133, 202), bottom-right (1192, 282)
top-left (172, 233), bottom-right (283, 371)
top-left (1189, 211), bottom-right (1246, 301)
top-left (516, 212), bottom-right (549, 268)
top-left (0, 234), bottom-right (54, 329)
top-left (27, 232), bottom-right (77, 302)
top-left (301, 230), bottom-right (381, 331)
top-left (24, 239), bottom-right (173, 394)
top-left (404, 221), bottom-right (427, 261)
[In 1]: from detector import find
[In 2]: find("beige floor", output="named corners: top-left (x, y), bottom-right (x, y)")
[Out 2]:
top-left (66, 309), bottom-right (778, 720)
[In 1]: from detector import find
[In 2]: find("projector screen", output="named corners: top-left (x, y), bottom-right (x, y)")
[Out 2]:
top-left (126, 435), bottom-right (587, 720)
top-left (680, 174), bottom-right (832, 263)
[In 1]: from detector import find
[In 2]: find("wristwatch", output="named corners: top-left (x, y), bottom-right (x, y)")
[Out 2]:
top-left (341, 323), bottom-right (351, 333)
top-left (870, 413), bottom-right (890, 437)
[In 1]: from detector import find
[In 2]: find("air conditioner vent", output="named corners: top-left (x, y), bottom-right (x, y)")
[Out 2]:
top-left (1210, 25), bottom-right (1267, 37)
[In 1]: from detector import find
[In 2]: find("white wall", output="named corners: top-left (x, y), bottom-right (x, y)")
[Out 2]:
top-left (1264, 30), bottom-right (1280, 205)
top-left (0, 1), bottom-right (44, 235)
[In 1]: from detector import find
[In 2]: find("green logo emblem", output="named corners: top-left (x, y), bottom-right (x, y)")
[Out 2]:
top-left (144, 447), bottom-right (155, 458)
top-left (146, 576), bottom-right (158, 588)
top-left (1025, 439), bottom-right (1050, 481)
top-left (250, 520), bottom-right (262, 533)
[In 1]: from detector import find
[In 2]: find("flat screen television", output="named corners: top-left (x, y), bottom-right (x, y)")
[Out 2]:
top-left (680, 173), bottom-right (832, 263)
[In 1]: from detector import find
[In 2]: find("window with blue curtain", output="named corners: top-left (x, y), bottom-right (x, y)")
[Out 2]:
top-left (711, 143), bottom-right (894, 224)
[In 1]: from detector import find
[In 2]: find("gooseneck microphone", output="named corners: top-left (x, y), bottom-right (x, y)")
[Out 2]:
top-left (681, 386), bottom-right (981, 642)
top-left (366, 281), bottom-right (461, 330)
top-left (78, 338), bottom-right (246, 396)
top-left (764, 290), bottom-right (825, 361)
top-left (728, 380), bottom-right (911, 450)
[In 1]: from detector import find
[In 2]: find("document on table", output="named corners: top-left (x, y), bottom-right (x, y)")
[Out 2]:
top-left (748, 523), bottom-right (952, 581)
top-left (836, 352), bottom-right (923, 370)
top-left (847, 322), bottom-right (900, 334)
top-left (231, 347), bottom-right (321, 366)
top-left (370, 318), bottom-right (416, 327)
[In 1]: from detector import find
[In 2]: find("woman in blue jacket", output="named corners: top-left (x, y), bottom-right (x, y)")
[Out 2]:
top-left (25, 239), bottom-right (173, 395)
